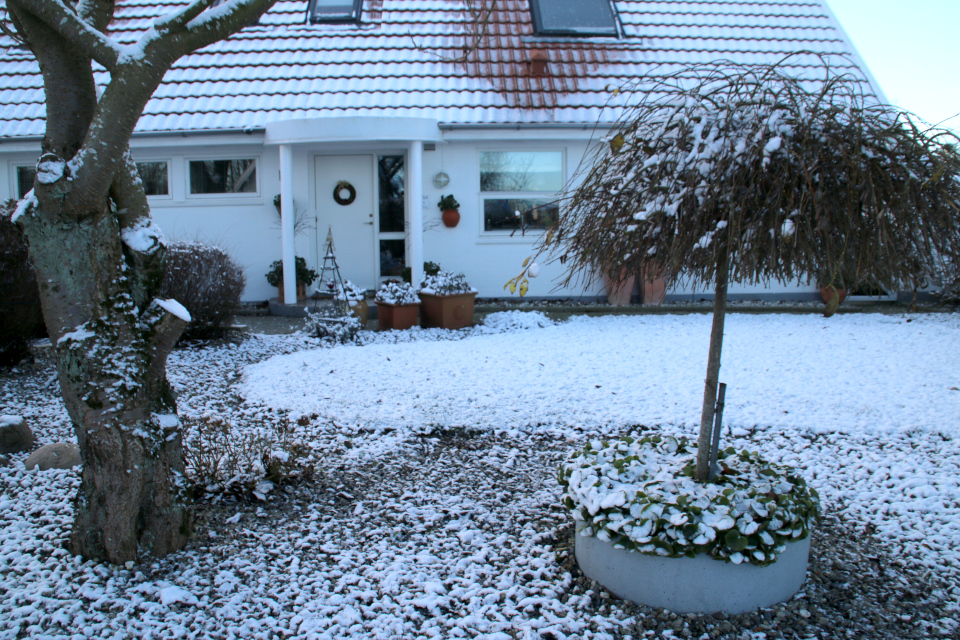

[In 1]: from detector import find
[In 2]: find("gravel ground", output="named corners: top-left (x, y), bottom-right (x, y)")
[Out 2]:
top-left (1, 325), bottom-right (957, 639)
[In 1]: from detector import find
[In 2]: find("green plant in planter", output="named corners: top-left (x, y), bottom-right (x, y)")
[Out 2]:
top-left (559, 435), bottom-right (821, 566)
top-left (437, 194), bottom-right (459, 210)
top-left (264, 256), bottom-right (319, 288)
top-left (401, 261), bottom-right (441, 284)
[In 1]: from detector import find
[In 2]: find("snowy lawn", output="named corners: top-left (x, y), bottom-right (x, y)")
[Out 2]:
top-left (1, 311), bottom-right (959, 639)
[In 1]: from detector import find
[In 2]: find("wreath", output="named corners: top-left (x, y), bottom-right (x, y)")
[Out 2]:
top-left (333, 180), bottom-right (356, 206)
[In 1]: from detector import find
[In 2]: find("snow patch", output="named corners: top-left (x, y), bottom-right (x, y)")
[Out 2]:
top-left (157, 299), bottom-right (191, 322)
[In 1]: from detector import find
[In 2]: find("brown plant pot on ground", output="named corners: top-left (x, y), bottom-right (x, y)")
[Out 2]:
top-left (348, 299), bottom-right (369, 325)
top-left (277, 283), bottom-right (307, 301)
top-left (377, 302), bottom-right (420, 331)
top-left (441, 209), bottom-right (461, 228)
top-left (603, 269), bottom-right (636, 306)
top-left (640, 267), bottom-right (667, 305)
top-left (419, 292), bottom-right (477, 329)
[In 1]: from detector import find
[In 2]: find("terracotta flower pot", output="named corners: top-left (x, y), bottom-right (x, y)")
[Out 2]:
top-left (377, 302), bottom-right (420, 331)
top-left (640, 269), bottom-right (667, 306)
top-left (418, 292), bottom-right (476, 329)
top-left (819, 285), bottom-right (848, 304)
top-left (602, 270), bottom-right (635, 306)
top-left (441, 208), bottom-right (461, 228)
top-left (277, 283), bottom-right (306, 301)
top-left (347, 299), bottom-right (369, 325)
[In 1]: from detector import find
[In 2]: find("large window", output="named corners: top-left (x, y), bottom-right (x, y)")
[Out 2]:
top-left (136, 161), bottom-right (169, 196)
top-left (15, 165), bottom-right (36, 198)
top-left (189, 158), bottom-right (258, 195)
top-left (530, 0), bottom-right (618, 37)
top-left (308, 0), bottom-right (362, 24)
top-left (378, 155), bottom-right (405, 279)
top-left (480, 151), bottom-right (561, 234)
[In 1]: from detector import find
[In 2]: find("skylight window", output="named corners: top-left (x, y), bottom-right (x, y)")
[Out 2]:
top-left (530, 0), bottom-right (618, 37)
top-left (308, 0), bottom-right (362, 24)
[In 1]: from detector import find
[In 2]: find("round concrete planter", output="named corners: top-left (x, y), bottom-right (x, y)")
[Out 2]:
top-left (575, 529), bottom-right (811, 614)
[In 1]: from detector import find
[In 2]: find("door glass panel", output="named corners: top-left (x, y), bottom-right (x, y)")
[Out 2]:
top-left (378, 155), bottom-right (405, 232)
top-left (379, 239), bottom-right (405, 277)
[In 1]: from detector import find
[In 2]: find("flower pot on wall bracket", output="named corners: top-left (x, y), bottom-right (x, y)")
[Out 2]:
top-left (441, 208), bottom-right (461, 228)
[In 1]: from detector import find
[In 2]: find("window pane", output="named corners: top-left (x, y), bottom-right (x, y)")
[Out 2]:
top-left (379, 239), bottom-right (405, 277)
top-left (483, 198), bottom-right (558, 232)
top-left (480, 151), bottom-right (563, 192)
top-left (136, 161), bottom-right (169, 196)
top-left (16, 166), bottom-right (36, 198)
top-left (378, 155), bottom-right (404, 233)
top-left (532, 0), bottom-right (618, 36)
top-left (309, 0), bottom-right (360, 22)
top-left (189, 159), bottom-right (257, 194)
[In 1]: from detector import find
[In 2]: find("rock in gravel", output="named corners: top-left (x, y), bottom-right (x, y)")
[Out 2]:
top-left (0, 454), bottom-right (9, 467)
top-left (0, 414), bottom-right (34, 454)
top-left (24, 442), bottom-right (81, 471)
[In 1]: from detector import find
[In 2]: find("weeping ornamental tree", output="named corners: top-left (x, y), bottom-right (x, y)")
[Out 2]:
top-left (545, 58), bottom-right (960, 482)
top-left (3, 0), bottom-right (278, 563)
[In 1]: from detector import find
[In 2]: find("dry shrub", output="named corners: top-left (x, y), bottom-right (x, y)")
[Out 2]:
top-left (158, 242), bottom-right (245, 340)
top-left (0, 200), bottom-right (46, 365)
top-left (181, 415), bottom-right (313, 497)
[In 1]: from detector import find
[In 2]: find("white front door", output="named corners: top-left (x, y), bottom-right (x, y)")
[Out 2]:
top-left (315, 155), bottom-right (376, 289)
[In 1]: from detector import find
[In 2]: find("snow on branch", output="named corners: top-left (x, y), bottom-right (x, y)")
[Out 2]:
top-left (10, 0), bottom-right (121, 70)
top-left (548, 53), bottom-right (960, 292)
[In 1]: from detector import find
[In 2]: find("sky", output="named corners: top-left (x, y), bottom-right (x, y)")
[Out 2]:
top-left (826, 0), bottom-right (960, 131)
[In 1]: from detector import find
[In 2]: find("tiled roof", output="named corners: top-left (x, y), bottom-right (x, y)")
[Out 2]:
top-left (0, 0), bottom-right (878, 138)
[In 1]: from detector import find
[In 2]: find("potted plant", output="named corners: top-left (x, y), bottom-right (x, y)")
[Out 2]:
top-left (601, 266), bottom-right (635, 306)
top-left (265, 256), bottom-right (318, 300)
top-left (559, 434), bottom-right (820, 613)
top-left (334, 280), bottom-right (369, 325)
top-left (509, 56), bottom-right (960, 613)
top-left (419, 271), bottom-right (477, 329)
top-left (375, 281), bottom-right (420, 331)
top-left (438, 194), bottom-right (461, 228)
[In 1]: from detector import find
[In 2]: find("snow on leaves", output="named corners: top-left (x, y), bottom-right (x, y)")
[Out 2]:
top-left (559, 434), bottom-right (821, 566)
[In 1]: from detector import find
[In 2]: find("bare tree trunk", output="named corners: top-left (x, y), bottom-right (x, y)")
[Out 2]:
top-left (695, 246), bottom-right (730, 482)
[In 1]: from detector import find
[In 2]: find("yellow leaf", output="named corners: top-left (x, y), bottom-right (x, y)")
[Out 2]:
top-left (522, 256), bottom-right (530, 268)
top-left (612, 87), bottom-right (620, 97)
top-left (509, 282), bottom-right (517, 294)
top-left (610, 133), bottom-right (624, 154)
top-left (519, 280), bottom-right (529, 296)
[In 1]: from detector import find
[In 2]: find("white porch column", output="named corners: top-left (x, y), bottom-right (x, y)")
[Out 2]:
top-left (279, 144), bottom-right (296, 304)
top-left (407, 140), bottom-right (424, 288)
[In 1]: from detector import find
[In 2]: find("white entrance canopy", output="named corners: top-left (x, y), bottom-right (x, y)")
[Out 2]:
top-left (264, 116), bottom-right (442, 304)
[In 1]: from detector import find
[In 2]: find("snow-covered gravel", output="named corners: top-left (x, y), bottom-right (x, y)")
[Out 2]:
top-left (1, 311), bottom-right (958, 639)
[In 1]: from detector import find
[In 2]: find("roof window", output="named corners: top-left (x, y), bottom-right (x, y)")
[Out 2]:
top-left (308, 0), bottom-right (362, 24)
top-left (529, 0), bottom-right (618, 37)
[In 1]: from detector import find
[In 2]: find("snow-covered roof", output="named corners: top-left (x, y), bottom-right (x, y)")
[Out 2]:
top-left (0, 0), bottom-right (880, 138)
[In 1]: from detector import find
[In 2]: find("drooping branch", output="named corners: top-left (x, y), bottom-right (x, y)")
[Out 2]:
top-left (7, 0), bottom-right (120, 70)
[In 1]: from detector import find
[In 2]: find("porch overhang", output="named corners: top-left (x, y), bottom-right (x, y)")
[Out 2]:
top-left (264, 116), bottom-right (443, 146)
top-left (267, 116), bottom-right (439, 304)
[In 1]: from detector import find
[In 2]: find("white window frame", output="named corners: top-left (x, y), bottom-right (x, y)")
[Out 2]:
top-left (12, 163), bottom-right (36, 199)
top-left (185, 156), bottom-right (261, 199)
top-left (477, 148), bottom-right (564, 242)
top-left (529, 0), bottom-right (620, 37)
top-left (134, 159), bottom-right (173, 200)
top-left (307, 0), bottom-right (363, 24)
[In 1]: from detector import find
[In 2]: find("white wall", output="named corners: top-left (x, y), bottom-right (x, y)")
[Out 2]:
top-left (3, 130), bottom-right (820, 302)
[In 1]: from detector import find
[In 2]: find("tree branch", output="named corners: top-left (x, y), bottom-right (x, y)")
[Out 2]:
top-left (141, 299), bottom-right (189, 384)
top-left (8, 0), bottom-right (120, 70)
top-left (161, 0), bottom-right (277, 58)
top-left (152, 0), bottom-right (217, 34)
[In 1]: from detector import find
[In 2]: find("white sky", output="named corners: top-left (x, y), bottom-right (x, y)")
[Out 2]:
top-left (826, 0), bottom-right (960, 130)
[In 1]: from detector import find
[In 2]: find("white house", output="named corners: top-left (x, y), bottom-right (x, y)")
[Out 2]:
top-left (0, 0), bottom-right (884, 303)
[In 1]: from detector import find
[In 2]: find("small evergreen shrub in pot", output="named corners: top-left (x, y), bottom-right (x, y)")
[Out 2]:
top-left (158, 242), bottom-right (245, 340)
top-left (0, 200), bottom-right (46, 365)
top-left (418, 271), bottom-right (477, 329)
top-left (265, 256), bottom-right (318, 300)
top-left (375, 281), bottom-right (420, 331)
